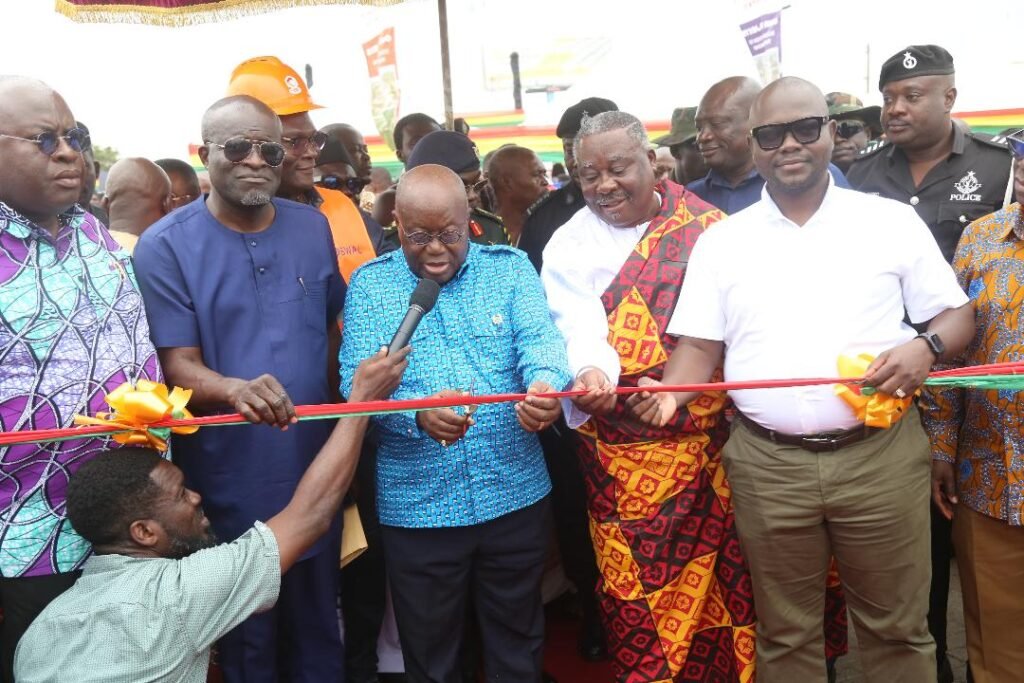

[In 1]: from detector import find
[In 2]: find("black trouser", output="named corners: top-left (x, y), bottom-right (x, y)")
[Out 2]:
top-left (381, 498), bottom-right (550, 683)
top-left (341, 437), bottom-right (388, 683)
top-left (538, 421), bottom-right (602, 629)
top-left (929, 504), bottom-right (953, 668)
top-left (0, 571), bottom-right (81, 682)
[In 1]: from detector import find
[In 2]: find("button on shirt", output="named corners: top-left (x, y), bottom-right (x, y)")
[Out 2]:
top-left (667, 182), bottom-right (968, 434)
top-left (686, 163), bottom-right (851, 215)
top-left (340, 244), bottom-right (572, 528)
top-left (921, 203), bottom-right (1024, 525)
top-left (14, 522), bottom-right (281, 683)
top-left (0, 202), bottom-right (161, 578)
top-left (133, 198), bottom-right (345, 545)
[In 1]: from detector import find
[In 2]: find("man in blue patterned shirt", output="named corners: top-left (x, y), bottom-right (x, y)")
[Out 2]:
top-left (340, 164), bottom-right (572, 683)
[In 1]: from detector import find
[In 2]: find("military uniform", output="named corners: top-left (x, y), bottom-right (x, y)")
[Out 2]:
top-left (518, 182), bottom-right (585, 273)
top-left (847, 123), bottom-right (1012, 262)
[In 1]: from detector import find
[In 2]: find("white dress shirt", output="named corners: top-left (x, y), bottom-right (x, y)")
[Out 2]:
top-left (542, 206), bottom-right (650, 427)
top-left (667, 182), bottom-right (968, 435)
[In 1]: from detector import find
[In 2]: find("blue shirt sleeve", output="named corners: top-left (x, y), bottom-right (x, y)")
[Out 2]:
top-left (508, 254), bottom-right (573, 391)
top-left (340, 270), bottom-right (419, 435)
top-left (133, 230), bottom-right (201, 348)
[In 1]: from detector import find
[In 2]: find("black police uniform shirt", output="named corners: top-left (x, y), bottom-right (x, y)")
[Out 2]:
top-left (847, 123), bottom-right (1012, 262)
top-left (519, 182), bottom-right (586, 274)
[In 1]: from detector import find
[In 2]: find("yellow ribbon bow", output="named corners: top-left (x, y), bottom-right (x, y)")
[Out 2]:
top-left (834, 354), bottom-right (916, 429)
top-left (74, 380), bottom-right (198, 451)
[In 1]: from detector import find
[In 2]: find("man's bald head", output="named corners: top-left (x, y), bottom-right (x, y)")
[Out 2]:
top-left (200, 95), bottom-right (281, 144)
top-left (750, 77), bottom-right (828, 128)
top-left (102, 158), bottom-right (172, 236)
top-left (396, 164), bottom-right (468, 217)
top-left (486, 145), bottom-right (548, 218)
top-left (700, 76), bottom-right (762, 118)
top-left (695, 76), bottom-right (763, 180)
top-left (748, 77), bottom-right (835, 199)
top-left (396, 165), bottom-right (470, 285)
top-left (0, 76), bottom-right (83, 230)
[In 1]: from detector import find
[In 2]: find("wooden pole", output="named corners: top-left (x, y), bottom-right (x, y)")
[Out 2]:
top-left (437, 0), bottom-right (454, 130)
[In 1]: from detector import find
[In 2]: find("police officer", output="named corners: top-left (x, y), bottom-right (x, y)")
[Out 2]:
top-left (848, 44), bottom-right (1013, 683)
top-left (518, 97), bottom-right (618, 273)
top-left (847, 44), bottom-right (1013, 264)
top-left (400, 129), bottom-right (509, 246)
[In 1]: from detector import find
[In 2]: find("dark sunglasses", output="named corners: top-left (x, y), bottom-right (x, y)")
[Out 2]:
top-left (282, 131), bottom-right (328, 155)
top-left (835, 121), bottom-right (867, 139)
top-left (402, 227), bottom-right (465, 246)
top-left (205, 137), bottom-right (286, 167)
top-left (0, 127), bottom-right (88, 156)
top-left (317, 174), bottom-right (363, 194)
top-left (751, 116), bottom-right (829, 151)
top-left (1008, 134), bottom-right (1024, 159)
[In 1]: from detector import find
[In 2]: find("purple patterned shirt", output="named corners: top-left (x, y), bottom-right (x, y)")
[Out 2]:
top-left (0, 202), bottom-right (161, 577)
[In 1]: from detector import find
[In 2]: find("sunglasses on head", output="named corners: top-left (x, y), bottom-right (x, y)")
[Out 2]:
top-left (205, 137), bottom-right (286, 167)
top-left (835, 121), bottom-right (867, 139)
top-left (1008, 134), bottom-right (1024, 159)
top-left (751, 116), bottom-right (829, 151)
top-left (0, 127), bottom-right (88, 156)
top-left (317, 174), bottom-right (363, 194)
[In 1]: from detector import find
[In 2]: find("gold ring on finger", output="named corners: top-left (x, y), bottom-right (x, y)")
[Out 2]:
top-left (894, 387), bottom-right (907, 399)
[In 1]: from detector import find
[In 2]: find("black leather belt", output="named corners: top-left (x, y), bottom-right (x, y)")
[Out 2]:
top-left (737, 412), bottom-right (880, 453)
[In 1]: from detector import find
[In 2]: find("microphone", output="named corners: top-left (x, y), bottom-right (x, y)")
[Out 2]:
top-left (388, 278), bottom-right (441, 354)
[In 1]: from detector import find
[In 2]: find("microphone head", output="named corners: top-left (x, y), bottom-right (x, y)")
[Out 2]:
top-left (409, 278), bottom-right (441, 313)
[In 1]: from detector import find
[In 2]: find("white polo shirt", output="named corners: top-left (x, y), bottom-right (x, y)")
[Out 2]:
top-left (666, 182), bottom-right (968, 435)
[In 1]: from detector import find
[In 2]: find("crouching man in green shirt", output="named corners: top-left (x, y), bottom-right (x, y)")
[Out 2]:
top-left (14, 347), bottom-right (409, 683)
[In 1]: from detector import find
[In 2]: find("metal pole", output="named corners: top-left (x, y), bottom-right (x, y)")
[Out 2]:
top-left (437, 0), bottom-right (454, 130)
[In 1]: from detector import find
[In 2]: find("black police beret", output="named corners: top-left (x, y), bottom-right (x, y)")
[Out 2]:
top-left (878, 45), bottom-right (954, 90)
top-left (405, 130), bottom-right (480, 174)
top-left (556, 97), bottom-right (618, 139)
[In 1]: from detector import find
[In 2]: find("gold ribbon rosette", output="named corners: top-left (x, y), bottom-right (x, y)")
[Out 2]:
top-left (75, 380), bottom-right (198, 451)
top-left (833, 354), bottom-right (916, 428)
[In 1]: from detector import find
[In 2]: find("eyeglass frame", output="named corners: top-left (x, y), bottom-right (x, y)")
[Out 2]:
top-left (282, 131), bottom-right (328, 155)
top-left (0, 127), bottom-right (88, 156)
top-left (750, 116), bottom-right (830, 151)
top-left (203, 137), bottom-right (286, 168)
top-left (835, 120), bottom-right (868, 140)
top-left (401, 226), bottom-right (466, 246)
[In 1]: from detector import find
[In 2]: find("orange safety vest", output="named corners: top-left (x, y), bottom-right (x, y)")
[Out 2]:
top-left (316, 187), bottom-right (377, 282)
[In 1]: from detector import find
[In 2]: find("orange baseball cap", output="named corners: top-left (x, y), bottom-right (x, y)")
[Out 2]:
top-left (226, 56), bottom-right (324, 116)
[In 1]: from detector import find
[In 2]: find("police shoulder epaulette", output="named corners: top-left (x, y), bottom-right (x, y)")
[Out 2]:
top-left (855, 138), bottom-right (890, 159)
top-left (525, 193), bottom-right (552, 217)
top-left (969, 132), bottom-right (1014, 154)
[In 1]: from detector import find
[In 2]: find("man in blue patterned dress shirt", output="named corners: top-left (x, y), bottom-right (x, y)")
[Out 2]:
top-left (340, 164), bottom-right (572, 683)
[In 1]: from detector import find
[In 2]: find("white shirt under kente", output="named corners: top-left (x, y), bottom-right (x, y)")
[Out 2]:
top-left (541, 206), bottom-right (650, 427)
top-left (667, 181), bottom-right (968, 435)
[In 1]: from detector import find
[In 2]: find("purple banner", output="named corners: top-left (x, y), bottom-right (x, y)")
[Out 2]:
top-left (740, 11), bottom-right (782, 59)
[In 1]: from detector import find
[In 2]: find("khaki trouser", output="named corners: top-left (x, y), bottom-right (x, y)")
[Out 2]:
top-left (953, 505), bottom-right (1024, 683)
top-left (722, 408), bottom-right (936, 682)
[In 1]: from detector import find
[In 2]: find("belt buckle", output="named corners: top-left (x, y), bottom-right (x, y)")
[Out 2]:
top-left (802, 433), bottom-right (844, 451)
